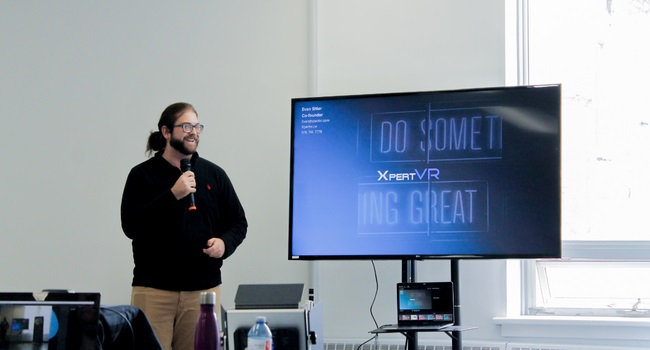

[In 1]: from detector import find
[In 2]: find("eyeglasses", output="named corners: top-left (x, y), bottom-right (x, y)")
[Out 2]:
top-left (173, 123), bottom-right (204, 134)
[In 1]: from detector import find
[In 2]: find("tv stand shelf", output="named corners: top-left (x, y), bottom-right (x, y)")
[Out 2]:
top-left (369, 324), bottom-right (477, 350)
top-left (370, 325), bottom-right (477, 334)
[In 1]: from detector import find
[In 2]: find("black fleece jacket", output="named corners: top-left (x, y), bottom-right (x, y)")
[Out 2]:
top-left (120, 152), bottom-right (247, 291)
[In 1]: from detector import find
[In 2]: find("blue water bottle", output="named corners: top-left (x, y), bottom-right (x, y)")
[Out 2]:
top-left (194, 292), bottom-right (220, 350)
top-left (247, 316), bottom-right (272, 350)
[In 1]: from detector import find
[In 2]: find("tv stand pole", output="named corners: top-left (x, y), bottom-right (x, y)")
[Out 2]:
top-left (402, 259), bottom-right (417, 283)
top-left (451, 259), bottom-right (462, 350)
top-left (400, 259), bottom-right (462, 350)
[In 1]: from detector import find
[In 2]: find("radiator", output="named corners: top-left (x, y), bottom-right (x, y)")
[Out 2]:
top-left (506, 343), bottom-right (644, 350)
top-left (324, 340), bottom-right (505, 350)
top-left (323, 341), bottom-right (644, 350)
top-left (324, 346), bottom-right (502, 350)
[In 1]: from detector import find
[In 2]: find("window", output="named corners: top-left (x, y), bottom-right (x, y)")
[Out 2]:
top-left (535, 259), bottom-right (650, 315)
top-left (513, 0), bottom-right (650, 316)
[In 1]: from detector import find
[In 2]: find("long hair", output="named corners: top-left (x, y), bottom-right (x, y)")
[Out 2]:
top-left (146, 102), bottom-right (198, 156)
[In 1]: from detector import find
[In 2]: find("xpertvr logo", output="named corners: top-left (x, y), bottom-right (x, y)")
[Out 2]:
top-left (377, 168), bottom-right (440, 182)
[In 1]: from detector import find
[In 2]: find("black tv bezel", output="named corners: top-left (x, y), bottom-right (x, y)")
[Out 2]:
top-left (288, 84), bottom-right (562, 261)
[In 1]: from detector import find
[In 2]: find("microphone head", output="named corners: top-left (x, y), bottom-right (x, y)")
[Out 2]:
top-left (180, 158), bottom-right (192, 172)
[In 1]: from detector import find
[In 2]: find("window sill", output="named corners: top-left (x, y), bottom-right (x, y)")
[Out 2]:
top-left (493, 315), bottom-right (650, 341)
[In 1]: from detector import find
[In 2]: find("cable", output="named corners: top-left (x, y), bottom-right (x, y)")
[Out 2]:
top-left (357, 261), bottom-right (381, 350)
top-left (355, 335), bottom-right (376, 350)
top-left (357, 261), bottom-right (382, 350)
top-left (369, 260), bottom-right (380, 329)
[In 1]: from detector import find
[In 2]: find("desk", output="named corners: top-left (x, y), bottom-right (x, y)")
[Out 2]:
top-left (369, 325), bottom-right (477, 350)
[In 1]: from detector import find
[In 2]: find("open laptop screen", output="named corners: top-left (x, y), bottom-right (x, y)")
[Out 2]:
top-left (0, 292), bottom-right (100, 350)
top-left (396, 282), bottom-right (454, 328)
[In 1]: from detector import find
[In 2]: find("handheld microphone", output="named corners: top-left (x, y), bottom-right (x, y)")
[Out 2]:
top-left (179, 159), bottom-right (197, 211)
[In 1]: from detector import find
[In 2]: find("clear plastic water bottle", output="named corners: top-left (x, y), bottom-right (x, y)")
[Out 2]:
top-left (247, 316), bottom-right (273, 350)
top-left (194, 292), bottom-right (221, 350)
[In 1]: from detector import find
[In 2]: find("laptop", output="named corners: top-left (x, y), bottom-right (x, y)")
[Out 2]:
top-left (382, 282), bottom-right (455, 331)
top-left (0, 291), bottom-right (101, 349)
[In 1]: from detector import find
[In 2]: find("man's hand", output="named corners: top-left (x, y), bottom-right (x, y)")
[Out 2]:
top-left (203, 238), bottom-right (225, 258)
top-left (171, 171), bottom-right (196, 200)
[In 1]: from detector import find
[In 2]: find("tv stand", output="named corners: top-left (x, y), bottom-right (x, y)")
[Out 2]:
top-left (370, 259), bottom-right (473, 350)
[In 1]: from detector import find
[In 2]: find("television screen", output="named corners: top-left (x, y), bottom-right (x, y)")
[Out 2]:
top-left (289, 84), bottom-right (561, 260)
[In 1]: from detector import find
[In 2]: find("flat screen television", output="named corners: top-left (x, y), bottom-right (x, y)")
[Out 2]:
top-left (289, 84), bottom-right (561, 260)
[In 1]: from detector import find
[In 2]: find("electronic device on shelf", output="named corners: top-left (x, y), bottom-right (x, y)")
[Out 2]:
top-left (379, 282), bottom-right (455, 331)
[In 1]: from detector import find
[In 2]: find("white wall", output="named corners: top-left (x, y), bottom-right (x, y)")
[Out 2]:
top-left (0, 0), bottom-right (515, 346)
top-left (0, 0), bottom-right (310, 308)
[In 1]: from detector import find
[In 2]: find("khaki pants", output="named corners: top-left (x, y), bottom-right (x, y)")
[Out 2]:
top-left (131, 286), bottom-right (221, 350)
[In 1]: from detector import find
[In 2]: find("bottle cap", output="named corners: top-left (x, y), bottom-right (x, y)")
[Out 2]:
top-left (255, 316), bottom-right (267, 323)
top-left (200, 291), bottom-right (216, 305)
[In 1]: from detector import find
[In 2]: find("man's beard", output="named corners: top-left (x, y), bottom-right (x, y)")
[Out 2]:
top-left (169, 135), bottom-right (198, 156)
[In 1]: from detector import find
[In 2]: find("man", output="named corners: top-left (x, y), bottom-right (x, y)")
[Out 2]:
top-left (121, 102), bottom-right (248, 350)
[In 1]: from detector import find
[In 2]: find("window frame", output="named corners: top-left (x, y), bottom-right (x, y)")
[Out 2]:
top-left (510, 0), bottom-right (650, 318)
